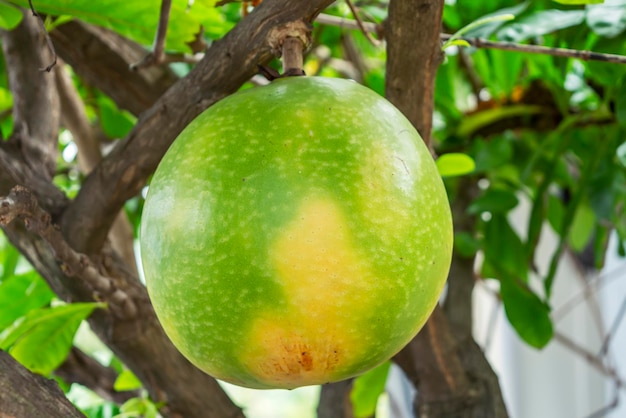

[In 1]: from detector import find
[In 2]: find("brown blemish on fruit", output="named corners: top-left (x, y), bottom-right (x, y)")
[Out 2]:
top-left (300, 351), bottom-right (312, 371)
top-left (240, 315), bottom-right (346, 388)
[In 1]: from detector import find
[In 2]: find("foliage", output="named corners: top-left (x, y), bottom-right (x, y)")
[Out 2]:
top-left (1, 0), bottom-right (626, 416)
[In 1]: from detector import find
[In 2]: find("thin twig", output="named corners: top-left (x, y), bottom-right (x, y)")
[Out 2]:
top-left (0, 186), bottom-right (137, 319)
top-left (440, 34), bottom-right (626, 65)
top-left (315, 13), bottom-right (626, 65)
top-left (27, 0), bottom-right (57, 72)
top-left (131, 0), bottom-right (172, 69)
top-left (552, 331), bottom-right (625, 390)
top-left (553, 261), bottom-right (626, 322)
top-left (599, 295), bottom-right (626, 356)
top-left (344, 0), bottom-right (381, 46)
top-left (316, 13), bottom-right (378, 33)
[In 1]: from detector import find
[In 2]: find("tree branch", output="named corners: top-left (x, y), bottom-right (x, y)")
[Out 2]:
top-left (385, 1), bottom-right (508, 416)
top-left (0, 186), bottom-right (138, 318)
top-left (131, 0), bottom-right (173, 69)
top-left (385, 0), bottom-right (443, 147)
top-left (60, 0), bottom-right (336, 256)
top-left (0, 350), bottom-right (84, 418)
top-left (316, 14), bottom-right (626, 65)
top-left (27, 0), bottom-right (57, 71)
top-left (50, 20), bottom-right (179, 116)
top-left (55, 347), bottom-right (140, 405)
top-left (439, 34), bottom-right (626, 65)
top-left (317, 380), bottom-right (354, 418)
top-left (54, 63), bottom-right (138, 275)
top-left (0, 8), bottom-right (60, 178)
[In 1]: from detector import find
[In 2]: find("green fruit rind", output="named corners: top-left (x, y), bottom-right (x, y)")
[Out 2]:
top-left (140, 76), bottom-right (453, 389)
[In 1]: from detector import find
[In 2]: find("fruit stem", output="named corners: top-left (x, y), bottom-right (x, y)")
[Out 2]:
top-left (268, 20), bottom-right (311, 77)
top-left (282, 37), bottom-right (305, 75)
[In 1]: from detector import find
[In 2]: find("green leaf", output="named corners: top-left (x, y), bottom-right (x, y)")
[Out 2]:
top-left (454, 231), bottom-right (481, 257)
top-left (442, 13), bottom-right (515, 50)
top-left (0, 302), bottom-right (104, 374)
top-left (120, 397), bottom-right (160, 418)
top-left (350, 361), bottom-right (391, 418)
top-left (0, 87), bottom-right (13, 116)
top-left (468, 189), bottom-right (519, 214)
top-left (497, 10), bottom-right (586, 42)
top-left (472, 136), bottom-right (514, 172)
top-left (97, 94), bottom-right (136, 139)
top-left (0, 2), bottom-right (23, 30)
top-left (445, 39), bottom-right (471, 48)
top-left (592, 224), bottom-right (611, 269)
top-left (0, 271), bottom-right (55, 330)
top-left (553, 0), bottom-right (604, 5)
top-left (482, 213), bottom-right (528, 281)
top-left (500, 279), bottom-right (553, 349)
top-left (457, 105), bottom-right (544, 138)
top-left (547, 194), bottom-right (565, 233)
top-left (460, 2), bottom-right (530, 39)
top-left (7, 0), bottom-right (224, 53)
top-left (567, 204), bottom-right (596, 251)
top-left (114, 369), bottom-right (143, 391)
top-left (586, 37), bottom-right (626, 86)
top-left (617, 141), bottom-right (626, 167)
top-left (586, 0), bottom-right (626, 38)
top-left (436, 153), bottom-right (476, 177)
top-left (0, 238), bottom-right (21, 282)
top-left (616, 82), bottom-right (626, 128)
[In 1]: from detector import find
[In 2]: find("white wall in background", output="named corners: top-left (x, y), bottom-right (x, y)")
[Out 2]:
top-left (473, 199), bottom-right (625, 418)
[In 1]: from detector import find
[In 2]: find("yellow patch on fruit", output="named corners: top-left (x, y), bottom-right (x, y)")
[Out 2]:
top-left (240, 196), bottom-right (373, 388)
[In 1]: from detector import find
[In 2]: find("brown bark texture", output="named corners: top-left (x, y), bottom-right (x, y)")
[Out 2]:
top-left (0, 1), bottom-right (508, 417)
top-left (0, 350), bottom-right (84, 418)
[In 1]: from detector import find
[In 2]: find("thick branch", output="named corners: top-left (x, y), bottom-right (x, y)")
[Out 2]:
top-left (317, 380), bottom-right (354, 418)
top-left (385, 0), bottom-right (444, 146)
top-left (0, 350), bottom-right (84, 418)
top-left (61, 0), bottom-right (336, 256)
top-left (443, 178), bottom-right (480, 340)
top-left (0, 186), bottom-right (137, 319)
top-left (385, 1), bottom-right (508, 416)
top-left (0, 8), bottom-right (60, 178)
top-left (50, 20), bottom-right (179, 116)
top-left (27, 0), bottom-right (57, 71)
top-left (55, 64), bottom-right (138, 275)
top-left (395, 307), bottom-right (471, 408)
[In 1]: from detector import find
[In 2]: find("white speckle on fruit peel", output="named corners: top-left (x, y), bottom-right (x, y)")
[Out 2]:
top-left (357, 141), bottom-right (417, 244)
top-left (239, 196), bottom-right (373, 387)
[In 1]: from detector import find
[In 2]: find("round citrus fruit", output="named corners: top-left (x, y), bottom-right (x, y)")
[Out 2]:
top-left (140, 76), bottom-right (453, 389)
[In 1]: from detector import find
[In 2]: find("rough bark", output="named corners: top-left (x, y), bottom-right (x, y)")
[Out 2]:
top-left (0, 350), bottom-right (84, 418)
top-left (385, 1), bottom-right (509, 417)
top-left (55, 64), bottom-right (138, 275)
top-left (385, 0), bottom-right (443, 147)
top-left (50, 20), bottom-right (179, 116)
top-left (317, 380), bottom-right (354, 418)
top-left (0, 9), bottom-right (59, 178)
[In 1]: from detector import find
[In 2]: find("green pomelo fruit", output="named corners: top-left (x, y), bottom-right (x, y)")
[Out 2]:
top-left (140, 76), bottom-right (453, 390)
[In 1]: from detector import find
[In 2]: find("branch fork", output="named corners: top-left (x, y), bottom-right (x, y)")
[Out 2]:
top-left (0, 186), bottom-right (137, 319)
